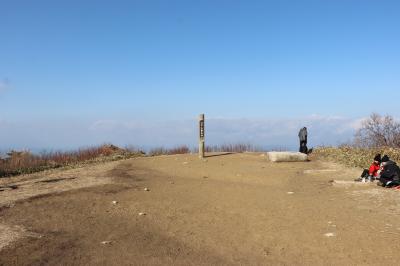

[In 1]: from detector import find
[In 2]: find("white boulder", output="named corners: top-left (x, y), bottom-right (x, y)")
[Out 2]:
top-left (267, 152), bottom-right (308, 162)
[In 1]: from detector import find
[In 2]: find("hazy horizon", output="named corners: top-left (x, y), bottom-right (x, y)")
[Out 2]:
top-left (0, 114), bottom-right (362, 152)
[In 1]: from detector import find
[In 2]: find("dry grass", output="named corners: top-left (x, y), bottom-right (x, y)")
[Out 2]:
top-left (313, 145), bottom-right (400, 168)
top-left (204, 143), bottom-right (265, 153)
top-left (0, 144), bottom-right (143, 177)
top-left (148, 146), bottom-right (190, 156)
top-left (148, 143), bottom-right (268, 156)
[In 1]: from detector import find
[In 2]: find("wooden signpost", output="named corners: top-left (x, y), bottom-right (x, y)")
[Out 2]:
top-left (199, 114), bottom-right (205, 158)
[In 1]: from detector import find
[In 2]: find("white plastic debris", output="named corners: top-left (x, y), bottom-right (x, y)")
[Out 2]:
top-left (324, 232), bottom-right (336, 237)
top-left (287, 192), bottom-right (294, 194)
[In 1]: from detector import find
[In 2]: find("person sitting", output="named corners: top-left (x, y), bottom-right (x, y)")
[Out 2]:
top-left (355, 154), bottom-right (381, 182)
top-left (377, 155), bottom-right (400, 187)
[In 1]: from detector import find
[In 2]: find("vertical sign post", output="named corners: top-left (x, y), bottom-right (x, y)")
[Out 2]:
top-left (199, 114), bottom-right (205, 158)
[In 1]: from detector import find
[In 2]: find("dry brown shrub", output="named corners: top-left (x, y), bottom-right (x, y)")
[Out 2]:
top-left (354, 113), bottom-right (400, 148)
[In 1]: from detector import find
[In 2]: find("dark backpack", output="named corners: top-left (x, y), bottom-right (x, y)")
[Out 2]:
top-left (381, 162), bottom-right (400, 181)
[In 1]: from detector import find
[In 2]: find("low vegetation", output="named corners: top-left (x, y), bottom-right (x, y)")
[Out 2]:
top-left (0, 144), bottom-right (144, 177)
top-left (148, 146), bottom-right (190, 156)
top-left (147, 143), bottom-right (268, 156)
top-left (314, 146), bottom-right (400, 169)
top-left (204, 143), bottom-right (265, 153)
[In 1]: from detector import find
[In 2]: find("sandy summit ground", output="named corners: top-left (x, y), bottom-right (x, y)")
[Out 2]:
top-left (0, 153), bottom-right (399, 265)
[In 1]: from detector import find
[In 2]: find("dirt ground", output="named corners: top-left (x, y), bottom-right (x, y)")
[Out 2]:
top-left (1, 153), bottom-right (400, 265)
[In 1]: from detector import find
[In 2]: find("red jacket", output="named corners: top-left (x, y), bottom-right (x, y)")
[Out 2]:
top-left (369, 163), bottom-right (380, 177)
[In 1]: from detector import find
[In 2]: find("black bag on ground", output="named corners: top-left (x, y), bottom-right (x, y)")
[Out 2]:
top-left (360, 169), bottom-right (369, 178)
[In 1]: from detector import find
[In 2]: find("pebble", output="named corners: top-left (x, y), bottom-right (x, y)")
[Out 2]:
top-left (324, 233), bottom-right (336, 237)
top-left (101, 241), bottom-right (112, 245)
top-left (138, 212), bottom-right (146, 216)
top-left (287, 192), bottom-right (294, 195)
top-left (112, 201), bottom-right (118, 205)
top-left (144, 187), bottom-right (150, 191)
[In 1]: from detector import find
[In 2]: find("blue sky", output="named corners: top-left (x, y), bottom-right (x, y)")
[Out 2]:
top-left (1, 0), bottom-right (400, 150)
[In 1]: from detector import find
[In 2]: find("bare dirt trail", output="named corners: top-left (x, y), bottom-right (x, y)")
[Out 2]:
top-left (0, 153), bottom-right (399, 265)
